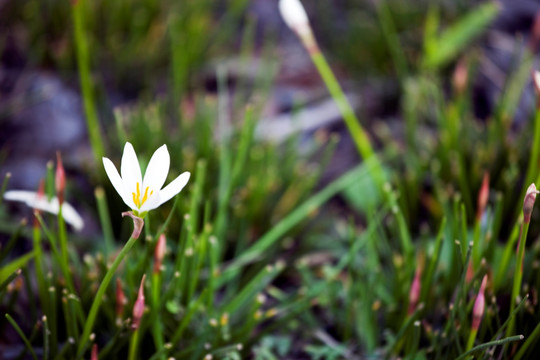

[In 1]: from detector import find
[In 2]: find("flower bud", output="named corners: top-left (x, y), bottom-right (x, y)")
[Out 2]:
top-left (408, 264), bottom-right (422, 316)
top-left (472, 275), bottom-right (488, 331)
top-left (279, 0), bottom-right (318, 53)
top-left (55, 152), bottom-right (65, 205)
top-left (476, 172), bottom-right (489, 221)
top-left (453, 59), bottom-right (468, 95)
top-left (122, 211), bottom-right (144, 239)
top-left (154, 234), bottom-right (166, 273)
top-left (523, 183), bottom-right (540, 224)
top-left (91, 343), bottom-right (98, 360)
top-left (132, 274), bottom-right (146, 330)
top-left (34, 179), bottom-right (45, 229)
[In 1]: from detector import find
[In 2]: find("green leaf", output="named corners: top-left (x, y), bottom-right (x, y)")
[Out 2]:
top-left (423, 2), bottom-right (499, 69)
top-left (0, 251), bottom-right (35, 284)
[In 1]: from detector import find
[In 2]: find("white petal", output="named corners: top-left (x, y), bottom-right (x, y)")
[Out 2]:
top-left (279, 0), bottom-right (309, 30)
top-left (60, 202), bottom-right (85, 231)
top-left (121, 142), bottom-right (143, 208)
top-left (158, 172), bottom-right (190, 206)
top-left (139, 192), bottom-right (161, 212)
top-left (143, 144), bottom-right (170, 192)
top-left (4, 190), bottom-right (40, 205)
top-left (103, 157), bottom-right (125, 197)
top-left (4, 190), bottom-right (84, 231)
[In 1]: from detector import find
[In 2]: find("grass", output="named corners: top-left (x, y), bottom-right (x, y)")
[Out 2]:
top-left (2, 0), bottom-right (540, 358)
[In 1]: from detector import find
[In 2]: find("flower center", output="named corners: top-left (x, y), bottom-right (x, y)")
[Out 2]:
top-left (132, 182), bottom-right (153, 209)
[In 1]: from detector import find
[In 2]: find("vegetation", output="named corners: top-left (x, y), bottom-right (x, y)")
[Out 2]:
top-left (2, 0), bottom-right (540, 358)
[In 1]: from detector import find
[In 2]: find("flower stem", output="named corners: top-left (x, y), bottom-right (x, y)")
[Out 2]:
top-left (71, 0), bottom-right (105, 163)
top-left (128, 328), bottom-right (141, 360)
top-left (151, 272), bottom-right (165, 359)
top-left (76, 235), bottom-right (138, 358)
top-left (507, 221), bottom-right (530, 338)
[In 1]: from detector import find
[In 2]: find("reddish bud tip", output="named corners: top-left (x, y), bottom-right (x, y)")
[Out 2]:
top-left (121, 212), bottom-right (144, 239)
top-left (34, 179), bottom-right (46, 229)
top-left (453, 59), bottom-right (468, 94)
top-left (55, 152), bottom-right (65, 205)
top-left (523, 183), bottom-right (540, 223)
top-left (132, 274), bottom-right (146, 330)
top-left (408, 265), bottom-right (422, 316)
top-left (91, 344), bottom-right (98, 360)
top-left (154, 234), bottom-right (166, 273)
top-left (472, 275), bottom-right (488, 331)
top-left (116, 278), bottom-right (126, 318)
top-left (476, 172), bottom-right (490, 221)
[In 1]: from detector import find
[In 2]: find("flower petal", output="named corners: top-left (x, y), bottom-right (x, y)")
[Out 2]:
top-left (158, 172), bottom-right (190, 206)
top-left (4, 190), bottom-right (83, 231)
top-left (3, 190), bottom-right (39, 205)
top-left (60, 202), bottom-right (85, 231)
top-left (143, 144), bottom-right (170, 192)
top-left (103, 157), bottom-right (125, 197)
top-left (139, 192), bottom-right (161, 212)
top-left (121, 142), bottom-right (143, 208)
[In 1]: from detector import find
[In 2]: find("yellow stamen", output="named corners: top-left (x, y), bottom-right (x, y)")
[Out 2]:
top-left (132, 182), bottom-right (152, 209)
top-left (141, 186), bottom-right (150, 206)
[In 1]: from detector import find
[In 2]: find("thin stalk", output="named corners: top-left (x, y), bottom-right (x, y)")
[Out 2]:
top-left (309, 50), bottom-right (384, 186)
top-left (455, 335), bottom-right (523, 360)
top-left (525, 104), bottom-right (540, 186)
top-left (58, 207), bottom-right (76, 293)
top-left (151, 272), bottom-right (165, 359)
top-left (507, 221), bottom-right (530, 338)
top-left (128, 328), bottom-right (141, 360)
top-left (95, 187), bottom-right (115, 255)
top-left (76, 235), bottom-right (139, 358)
top-left (72, 0), bottom-right (104, 163)
top-left (514, 318), bottom-right (540, 360)
top-left (5, 314), bottom-right (38, 360)
top-left (0, 172), bottom-right (10, 207)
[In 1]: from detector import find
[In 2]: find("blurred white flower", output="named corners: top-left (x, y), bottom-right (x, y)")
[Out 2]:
top-left (3, 190), bottom-right (84, 231)
top-left (279, 0), bottom-right (310, 35)
top-left (102, 142), bottom-right (190, 217)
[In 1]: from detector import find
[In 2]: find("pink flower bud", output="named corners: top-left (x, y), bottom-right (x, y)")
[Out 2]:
top-left (55, 152), bottom-right (65, 205)
top-left (121, 211), bottom-right (144, 239)
top-left (472, 275), bottom-right (488, 331)
top-left (408, 265), bottom-right (422, 316)
top-left (34, 179), bottom-right (45, 229)
top-left (453, 59), bottom-right (468, 95)
top-left (91, 343), bottom-right (98, 360)
top-left (116, 278), bottom-right (126, 318)
top-left (476, 173), bottom-right (489, 221)
top-left (154, 234), bottom-right (166, 273)
top-left (523, 183), bottom-right (540, 224)
top-left (132, 274), bottom-right (146, 330)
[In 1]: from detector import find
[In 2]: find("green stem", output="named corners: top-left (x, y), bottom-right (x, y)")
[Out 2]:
top-left (507, 221), bottom-right (530, 338)
top-left (5, 314), bottom-right (38, 360)
top-left (525, 105), bottom-right (540, 186)
top-left (515, 319), bottom-right (540, 360)
top-left (128, 328), bottom-right (141, 360)
top-left (76, 235), bottom-right (138, 358)
top-left (95, 187), bottom-right (115, 255)
top-left (151, 272), bottom-right (165, 359)
top-left (72, 0), bottom-right (104, 163)
top-left (456, 335), bottom-right (524, 360)
top-left (58, 207), bottom-right (75, 293)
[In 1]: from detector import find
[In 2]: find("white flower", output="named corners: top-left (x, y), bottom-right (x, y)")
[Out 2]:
top-left (3, 190), bottom-right (84, 231)
top-left (279, 0), bottom-right (311, 36)
top-left (102, 142), bottom-right (190, 217)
